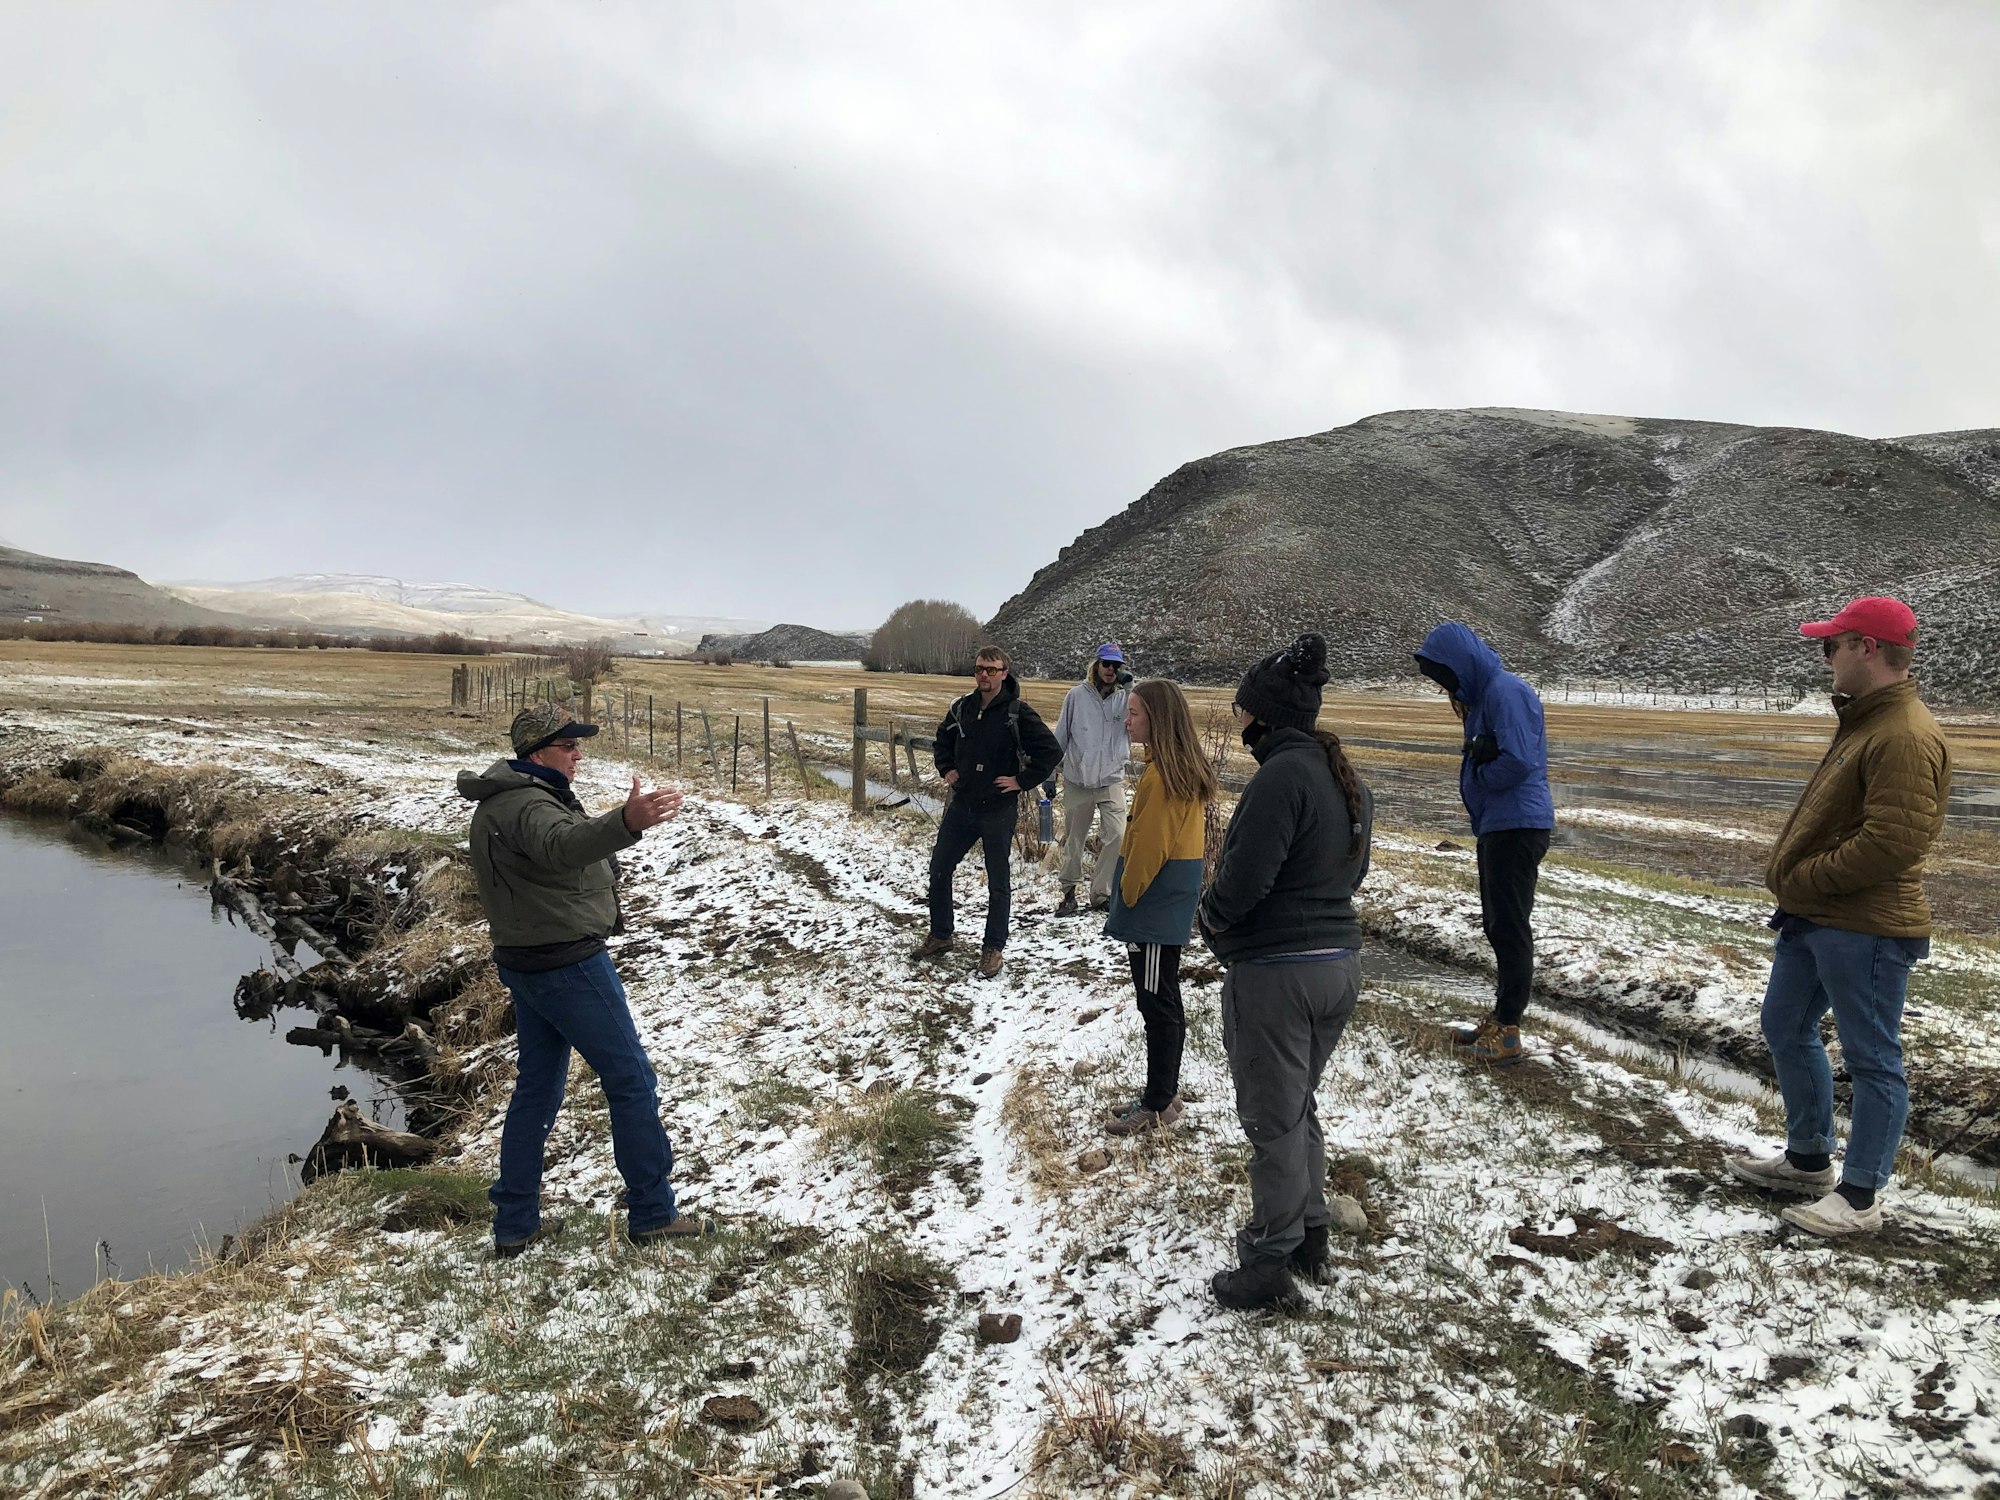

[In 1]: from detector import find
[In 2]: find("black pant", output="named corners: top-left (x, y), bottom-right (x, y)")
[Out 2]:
top-left (1477, 827), bottom-right (1551, 1026)
top-left (1128, 944), bottom-right (1185, 1110)
top-left (928, 793), bottom-right (1017, 950)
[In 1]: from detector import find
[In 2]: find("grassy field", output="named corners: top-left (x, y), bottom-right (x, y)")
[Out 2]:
top-left (3, 708), bottom-right (1997, 1500)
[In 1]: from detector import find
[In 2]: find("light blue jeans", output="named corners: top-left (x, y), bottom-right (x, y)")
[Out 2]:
top-left (1759, 921), bottom-right (1928, 1192)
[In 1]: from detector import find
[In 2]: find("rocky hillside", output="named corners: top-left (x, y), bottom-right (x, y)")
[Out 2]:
top-left (696, 624), bottom-right (870, 662)
top-left (986, 409), bottom-right (2000, 702)
top-left (0, 546), bottom-right (240, 627)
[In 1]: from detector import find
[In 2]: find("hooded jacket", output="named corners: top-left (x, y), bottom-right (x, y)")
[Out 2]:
top-left (458, 759), bottom-right (638, 949)
top-left (933, 673), bottom-right (1062, 805)
top-left (1414, 623), bottom-right (1554, 837)
top-left (1765, 678), bottom-right (1951, 937)
top-left (1198, 727), bottom-right (1373, 964)
top-left (1053, 674), bottom-right (1132, 788)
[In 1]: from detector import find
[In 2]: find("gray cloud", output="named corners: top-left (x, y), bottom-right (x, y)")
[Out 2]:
top-left (2, 1), bottom-right (1994, 626)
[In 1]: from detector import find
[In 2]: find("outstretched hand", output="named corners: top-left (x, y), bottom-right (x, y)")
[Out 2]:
top-left (622, 775), bottom-right (683, 833)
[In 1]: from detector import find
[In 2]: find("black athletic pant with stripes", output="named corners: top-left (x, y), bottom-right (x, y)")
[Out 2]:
top-left (1128, 943), bottom-right (1185, 1110)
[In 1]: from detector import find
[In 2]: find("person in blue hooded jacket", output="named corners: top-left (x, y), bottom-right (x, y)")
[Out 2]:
top-left (1413, 622), bottom-right (1555, 1063)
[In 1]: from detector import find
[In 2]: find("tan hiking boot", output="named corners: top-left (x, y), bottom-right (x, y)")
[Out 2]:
top-left (1467, 1019), bottom-right (1523, 1064)
top-left (629, 1213), bottom-right (714, 1245)
top-left (1105, 1097), bottom-right (1185, 1137)
top-left (978, 946), bottom-right (1005, 978)
top-left (912, 934), bottom-right (954, 961)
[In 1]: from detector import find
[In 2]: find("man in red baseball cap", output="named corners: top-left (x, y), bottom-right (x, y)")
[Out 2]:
top-left (1725, 595), bottom-right (1952, 1236)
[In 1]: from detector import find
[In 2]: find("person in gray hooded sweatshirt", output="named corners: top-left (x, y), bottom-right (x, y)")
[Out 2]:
top-left (1052, 642), bottom-right (1134, 916)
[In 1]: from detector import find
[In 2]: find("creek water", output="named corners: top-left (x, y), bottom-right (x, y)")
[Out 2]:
top-left (0, 814), bottom-right (406, 1303)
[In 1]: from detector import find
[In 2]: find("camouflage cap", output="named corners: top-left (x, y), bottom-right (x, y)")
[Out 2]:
top-left (509, 703), bottom-right (600, 756)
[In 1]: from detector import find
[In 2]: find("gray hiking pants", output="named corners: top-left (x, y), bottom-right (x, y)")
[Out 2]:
top-left (1221, 954), bottom-right (1361, 1267)
top-left (1057, 779), bottom-right (1126, 899)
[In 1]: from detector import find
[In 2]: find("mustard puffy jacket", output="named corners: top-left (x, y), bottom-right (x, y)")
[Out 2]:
top-left (1765, 679), bottom-right (1952, 937)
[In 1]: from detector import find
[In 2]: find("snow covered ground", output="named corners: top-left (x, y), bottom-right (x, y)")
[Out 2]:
top-left (4, 709), bottom-right (1998, 1498)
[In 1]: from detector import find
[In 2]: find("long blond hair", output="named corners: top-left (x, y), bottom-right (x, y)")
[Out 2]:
top-left (1133, 680), bottom-right (1218, 804)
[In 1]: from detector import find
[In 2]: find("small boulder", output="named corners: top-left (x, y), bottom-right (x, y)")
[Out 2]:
top-left (825, 1482), bottom-right (869, 1500)
top-left (977, 1312), bottom-right (1023, 1344)
top-left (1070, 1058), bottom-right (1099, 1079)
top-left (1681, 1268), bottom-right (1720, 1291)
top-left (1075, 1148), bottom-right (1112, 1174)
top-left (1329, 1195), bottom-right (1369, 1235)
top-left (701, 1394), bottom-right (765, 1429)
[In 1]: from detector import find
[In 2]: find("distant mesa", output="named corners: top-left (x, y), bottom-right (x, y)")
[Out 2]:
top-left (697, 624), bottom-right (872, 662)
top-left (1, 545), bottom-right (241, 628)
top-left (987, 408), bottom-right (2000, 703)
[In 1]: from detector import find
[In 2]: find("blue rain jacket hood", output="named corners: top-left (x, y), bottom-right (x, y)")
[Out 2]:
top-left (1414, 622), bottom-right (1555, 836)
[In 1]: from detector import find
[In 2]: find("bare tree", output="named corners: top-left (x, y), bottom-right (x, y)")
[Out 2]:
top-left (558, 638), bottom-right (617, 685)
top-left (864, 599), bottom-right (984, 675)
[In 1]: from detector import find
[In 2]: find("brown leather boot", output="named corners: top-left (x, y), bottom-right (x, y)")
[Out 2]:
top-left (978, 947), bottom-right (1005, 978)
top-left (911, 934), bottom-right (954, 960)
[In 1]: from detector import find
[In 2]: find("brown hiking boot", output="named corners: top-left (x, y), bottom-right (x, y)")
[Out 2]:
top-left (629, 1213), bottom-right (714, 1245)
top-left (1055, 886), bottom-right (1080, 918)
top-left (978, 947), bottom-right (1005, 978)
top-left (1468, 1019), bottom-right (1524, 1064)
top-left (1105, 1097), bottom-right (1185, 1137)
top-left (912, 934), bottom-right (954, 961)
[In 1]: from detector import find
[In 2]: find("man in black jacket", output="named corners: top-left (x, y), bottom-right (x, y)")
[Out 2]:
top-left (914, 645), bottom-right (1062, 977)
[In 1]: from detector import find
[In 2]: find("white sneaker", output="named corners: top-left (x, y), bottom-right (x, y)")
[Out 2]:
top-left (1725, 1151), bottom-right (1835, 1195)
top-left (1782, 1190), bottom-right (1883, 1237)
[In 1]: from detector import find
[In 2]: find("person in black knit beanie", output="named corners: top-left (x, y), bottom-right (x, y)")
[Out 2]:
top-left (1199, 633), bottom-right (1373, 1311)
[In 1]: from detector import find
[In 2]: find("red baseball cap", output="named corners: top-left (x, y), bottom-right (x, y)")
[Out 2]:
top-left (1798, 595), bottom-right (1918, 647)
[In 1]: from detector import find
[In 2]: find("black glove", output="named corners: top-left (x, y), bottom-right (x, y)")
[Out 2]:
top-left (1462, 732), bottom-right (1501, 766)
top-left (1041, 780), bottom-right (1057, 797)
top-left (1115, 668), bottom-right (1133, 686)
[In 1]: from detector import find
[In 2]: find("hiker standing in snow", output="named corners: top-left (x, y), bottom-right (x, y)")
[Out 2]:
top-left (459, 704), bottom-right (708, 1257)
top-left (1052, 643), bottom-right (1134, 917)
top-left (914, 645), bottom-right (1062, 978)
top-left (1102, 678), bottom-right (1217, 1137)
top-left (1727, 596), bottom-right (1951, 1237)
top-left (1199, 633), bottom-right (1373, 1311)
top-left (1412, 623), bottom-right (1555, 1064)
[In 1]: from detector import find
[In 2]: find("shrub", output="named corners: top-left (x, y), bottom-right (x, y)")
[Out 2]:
top-left (863, 599), bottom-right (983, 675)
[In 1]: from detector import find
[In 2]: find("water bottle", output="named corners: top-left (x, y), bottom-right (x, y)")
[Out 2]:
top-left (1037, 783), bottom-right (1055, 843)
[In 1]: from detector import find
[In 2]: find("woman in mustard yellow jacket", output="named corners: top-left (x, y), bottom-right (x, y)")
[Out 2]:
top-left (1102, 679), bottom-right (1219, 1135)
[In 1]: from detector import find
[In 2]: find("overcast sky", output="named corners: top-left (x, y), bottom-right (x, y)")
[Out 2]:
top-left (2, 1), bottom-right (1994, 626)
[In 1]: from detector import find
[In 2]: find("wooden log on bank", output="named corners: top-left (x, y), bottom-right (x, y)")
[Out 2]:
top-left (302, 1100), bottom-right (436, 1181)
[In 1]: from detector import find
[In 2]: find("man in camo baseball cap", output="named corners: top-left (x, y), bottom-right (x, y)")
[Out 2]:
top-left (508, 702), bottom-right (600, 757)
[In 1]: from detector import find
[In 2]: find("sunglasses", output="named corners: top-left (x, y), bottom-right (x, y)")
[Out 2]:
top-left (548, 739), bottom-right (582, 752)
top-left (1820, 636), bottom-right (1873, 659)
top-left (975, 665), bottom-right (1006, 675)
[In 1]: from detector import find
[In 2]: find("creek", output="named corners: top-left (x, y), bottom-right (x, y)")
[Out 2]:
top-left (0, 814), bottom-right (406, 1303)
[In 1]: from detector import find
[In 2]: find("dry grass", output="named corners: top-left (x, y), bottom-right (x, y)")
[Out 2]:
top-left (0, 771), bottom-right (74, 814)
top-left (1029, 1375), bottom-right (1195, 1497)
top-left (999, 1065), bottom-right (1078, 1191)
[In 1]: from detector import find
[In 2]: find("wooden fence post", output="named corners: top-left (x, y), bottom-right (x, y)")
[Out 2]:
top-left (701, 709), bottom-right (719, 774)
top-left (731, 715), bottom-right (742, 791)
top-left (676, 702), bottom-right (684, 768)
top-left (851, 688), bottom-right (868, 813)
top-left (648, 695), bottom-right (655, 759)
top-left (788, 720), bottom-right (812, 797)
top-left (762, 698), bottom-right (772, 796)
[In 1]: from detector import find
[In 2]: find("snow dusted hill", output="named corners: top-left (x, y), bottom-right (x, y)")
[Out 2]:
top-left (165, 574), bottom-right (768, 652)
top-left (988, 409), bottom-right (2000, 702)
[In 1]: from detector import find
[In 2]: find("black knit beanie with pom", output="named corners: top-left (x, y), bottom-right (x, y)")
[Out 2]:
top-left (1234, 632), bottom-right (1329, 731)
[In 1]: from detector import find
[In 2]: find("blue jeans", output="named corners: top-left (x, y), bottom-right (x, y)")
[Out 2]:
top-left (927, 793), bottom-right (1017, 950)
top-left (491, 952), bottom-right (678, 1242)
top-left (1759, 922), bottom-right (1927, 1192)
